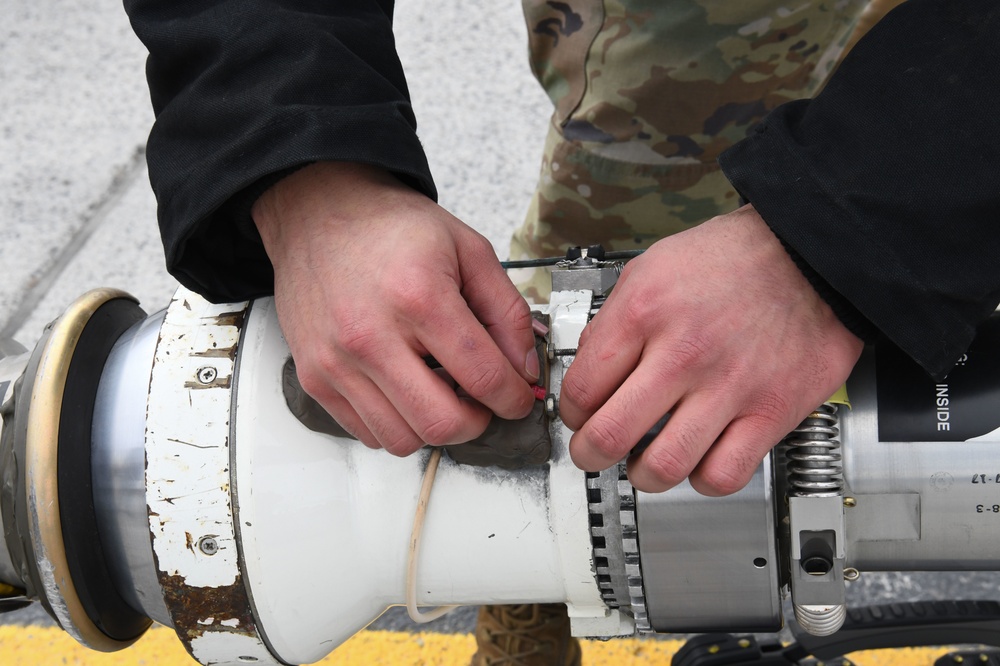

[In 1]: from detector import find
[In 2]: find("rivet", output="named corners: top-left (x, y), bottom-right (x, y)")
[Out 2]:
top-left (738, 639), bottom-right (751, 648)
top-left (708, 645), bottom-right (720, 655)
top-left (843, 497), bottom-right (857, 508)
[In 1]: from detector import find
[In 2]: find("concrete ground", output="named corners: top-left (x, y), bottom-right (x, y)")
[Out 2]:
top-left (2, 0), bottom-right (1000, 663)
top-left (0, 0), bottom-right (548, 344)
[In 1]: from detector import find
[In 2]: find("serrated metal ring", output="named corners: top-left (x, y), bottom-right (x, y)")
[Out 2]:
top-left (586, 462), bottom-right (650, 632)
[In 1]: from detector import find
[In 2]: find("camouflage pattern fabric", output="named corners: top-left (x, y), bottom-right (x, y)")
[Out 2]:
top-left (510, 0), bottom-right (890, 301)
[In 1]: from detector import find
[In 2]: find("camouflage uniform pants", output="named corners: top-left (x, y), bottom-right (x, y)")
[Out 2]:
top-left (511, 0), bottom-right (903, 301)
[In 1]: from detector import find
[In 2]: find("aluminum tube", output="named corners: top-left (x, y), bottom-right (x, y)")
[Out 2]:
top-left (840, 349), bottom-right (1000, 570)
top-left (91, 310), bottom-right (171, 626)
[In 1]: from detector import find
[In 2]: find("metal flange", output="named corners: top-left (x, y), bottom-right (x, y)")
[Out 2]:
top-left (16, 288), bottom-right (149, 651)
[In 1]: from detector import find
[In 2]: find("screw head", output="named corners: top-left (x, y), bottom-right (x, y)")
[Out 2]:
top-left (544, 395), bottom-right (557, 418)
top-left (196, 366), bottom-right (217, 384)
top-left (198, 536), bottom-right (219, 556)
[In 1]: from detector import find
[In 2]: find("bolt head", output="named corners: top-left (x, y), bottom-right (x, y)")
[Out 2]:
top-left (544, 396), bottom-right (557, 418)
top-left (198, 536), bottom-right (219, 555)
top-left (196, 366), bottom-right (217, 384)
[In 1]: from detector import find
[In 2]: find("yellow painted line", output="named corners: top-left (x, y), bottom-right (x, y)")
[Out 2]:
top-left (0, 625), bottom-right (968, 665)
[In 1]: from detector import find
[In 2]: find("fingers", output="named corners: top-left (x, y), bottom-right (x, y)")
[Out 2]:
top-left (458, 239), bottom-right (539, 384)
top-left (686, 418), bottom-right (782, 497)
top-left (573, 373), bottom-right (790, 495)
top-left (555, 209), bottom-right (867, 496)
top-left (566, 348), bottom-right (683, 471)
top-left (302, 358), bottom-right (490, 457)
top-left (298, 366), bottom-right (420, 454)
top-left (298, 316), bottom-right (497, 454)
top-left (623, 391), bottom-right (743, 493)
top-left (418, 289), bottom-right (535, 421)
top-left (558, 301), bottom-right (644, 432)
top-left (307, 390), bottom-right (380, 449)
top-left (366, 348), bottom-right (494, 448)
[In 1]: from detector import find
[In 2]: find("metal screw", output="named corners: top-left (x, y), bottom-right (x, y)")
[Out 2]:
top-left (198, 536), bottom-right (219, 556)
top-left (544, 395), bottom-right (558, 419)
top-left (843, 497), bottom-right (857, 508)
top-left (843, 567), bottom-right (861, 581)
top-left (196, 366), bottom-right (217, 384)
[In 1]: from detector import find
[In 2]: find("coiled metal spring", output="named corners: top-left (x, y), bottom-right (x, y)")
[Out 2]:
top-left (784, 402), bottom-right (843, 498)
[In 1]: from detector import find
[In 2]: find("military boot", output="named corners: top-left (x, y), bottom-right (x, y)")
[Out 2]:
top-left (471, 603), bottom-right (582, 666)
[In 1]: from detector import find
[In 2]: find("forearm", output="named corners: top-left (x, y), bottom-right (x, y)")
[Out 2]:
top-left (124, 0), bottom-right (436, 301)
top-left (719, 0), bottom-right (1000, 378)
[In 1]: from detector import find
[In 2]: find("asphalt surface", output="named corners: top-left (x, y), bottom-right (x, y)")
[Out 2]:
top-left (3, 0), bottom-right (1000, 646)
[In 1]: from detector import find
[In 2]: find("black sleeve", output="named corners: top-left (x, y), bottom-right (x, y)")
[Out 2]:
top-left (718, 0), bottom-right (1000, 380)
top-left (123, 0), bottom-right (436, 302)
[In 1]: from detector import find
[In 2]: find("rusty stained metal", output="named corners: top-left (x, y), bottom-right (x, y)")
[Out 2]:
top-left (144, 291), bottom-right (280, 665)
top-left (183, 376), bottom-right (233, 391)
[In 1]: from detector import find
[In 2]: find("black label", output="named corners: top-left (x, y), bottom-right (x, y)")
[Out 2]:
top-left (877, 317), bottom-right (1000, 442)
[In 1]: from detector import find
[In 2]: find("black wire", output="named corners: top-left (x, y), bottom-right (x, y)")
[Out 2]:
top-left (501, 249), bottom-right (645, 270)
top-left (500, 256), bottom-right (563, 269)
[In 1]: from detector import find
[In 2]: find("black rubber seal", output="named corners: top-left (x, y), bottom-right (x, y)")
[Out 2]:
top-left (57, 297), bottom-right (149, 641)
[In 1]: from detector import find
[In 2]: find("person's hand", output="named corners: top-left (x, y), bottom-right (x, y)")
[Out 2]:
top-left (559, 205), bottom-right (864, 495)
top-left (252, 162), bottom-right (537, 455)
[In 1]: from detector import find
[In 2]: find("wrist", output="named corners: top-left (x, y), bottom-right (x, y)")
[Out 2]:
top-left (737, 203), bottom-right (876, 345)
top-left (251, 161), bottom-right (418, 257)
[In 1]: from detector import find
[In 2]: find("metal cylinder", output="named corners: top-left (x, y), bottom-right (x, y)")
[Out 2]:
top-left (840, 338), bottom-right (1000, 571)
top-left (91, 310), bottom-right (170, 626)
top-left (6, 281), bottom-right (1000, 663)
top-left (635, 462), bottom-right (782, 633)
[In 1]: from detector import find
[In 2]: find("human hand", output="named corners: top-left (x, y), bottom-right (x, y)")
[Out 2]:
top-left (559, 205), bottom-right (864, 495)
top-left (252, 162), bottom-right (537, 455)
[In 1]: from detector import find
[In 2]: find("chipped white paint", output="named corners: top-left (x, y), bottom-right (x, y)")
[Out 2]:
top-left (549, 290), bottom-right (591, 352)
top-left (145, 288), bottom-right (244, 588)
top-left (145, 288), bottom-right (280, 665)
top-left (190, 632), bottom-right (276, 666)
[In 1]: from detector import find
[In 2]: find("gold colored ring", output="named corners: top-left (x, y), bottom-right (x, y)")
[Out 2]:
top-left (24, 288), bottom-right (141, 652)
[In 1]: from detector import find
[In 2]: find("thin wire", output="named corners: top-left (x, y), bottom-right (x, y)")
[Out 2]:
top-left (501, 256), bottom-right (564, 269)
top-left (406, 447), bottom-right (460, 623)
top-left (501, 248), bottom-right (645, 270)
